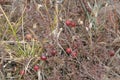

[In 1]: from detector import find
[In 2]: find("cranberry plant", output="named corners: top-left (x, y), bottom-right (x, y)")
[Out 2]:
top-left (0, 0), bottom-right (120, 80)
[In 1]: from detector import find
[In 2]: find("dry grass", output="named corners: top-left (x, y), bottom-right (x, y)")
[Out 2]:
top-left (0, 0), bottom-right (120, 80)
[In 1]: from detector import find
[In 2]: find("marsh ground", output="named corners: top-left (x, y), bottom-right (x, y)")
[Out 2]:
top-left (0, 0), bottom-right (120, 80)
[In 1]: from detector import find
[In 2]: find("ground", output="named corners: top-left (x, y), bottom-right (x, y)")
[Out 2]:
top-left (0, 0), bottom-right (120, 80)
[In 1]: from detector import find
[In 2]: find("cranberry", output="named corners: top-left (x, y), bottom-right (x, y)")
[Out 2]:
top-left (51, 50), bottom-right (57, 56)
top-left (20, 70), bottom-right (25, 75)
top-left (65, 20), bottom-right (76, 27)
top-left (34, 65), bottom-right (39, 71)
top-left (65, 20), bottom-right (71, 26)
top-left (70, 22), bottom-right (76, 27)
top-left (66, 48), bottom-right (72, 54)
top-left (41, 55), bottom-right (47, 61)
top-left (109, 50), bottom-right (115, 57)
top-left (71, 52), bottom-right (77, 58)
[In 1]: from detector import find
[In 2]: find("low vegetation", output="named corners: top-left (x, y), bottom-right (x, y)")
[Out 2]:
top-left (0, 0), bottom-right (120, 80)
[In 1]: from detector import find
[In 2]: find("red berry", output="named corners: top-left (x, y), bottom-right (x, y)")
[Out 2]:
top-left (20, 70), bottom-right (25, 75)
top-left (51, 50), bottom-right (57, 56)
top-left (66, 20), bottom-right (71, 26)
top-left (66, 48), bottom-right (72, 54)
top-left (34, 65), bottom-right (39, 71)
top-left (109, 50), bottom-right (115, 57)
top-left (70, 22), bottom-right (76, 27)
top-left (65, 20), bottom-right (76, 27)
top-left (71, 52), bottom-right (77, 58)
top-left (41, 55), bottom-right (47, 61)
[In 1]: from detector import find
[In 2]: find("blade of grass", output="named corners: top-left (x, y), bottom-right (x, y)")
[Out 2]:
top-left (0, 5), bottom-right (16, 37)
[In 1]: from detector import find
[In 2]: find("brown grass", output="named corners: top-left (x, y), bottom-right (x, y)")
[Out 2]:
top-left (0, 0), bottom-right (120, 80)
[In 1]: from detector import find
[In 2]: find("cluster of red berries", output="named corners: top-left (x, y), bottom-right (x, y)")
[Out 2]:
top-left (40, 48), bottom-right (78, 59)
top-left (66, 48), bottom-right (77, 58)
top-left (20, 55), bottom-right (47, 76)
top-left (65, 20), bottom-right (76, 27)
top-left (20, 48), bottom-right (78, 76)
top-left (20, 20), bottom-right (77, 76)
top-left (40, 50), bottom-right (57, 61)
top-left (20, 65), bottom-right (40, 75)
